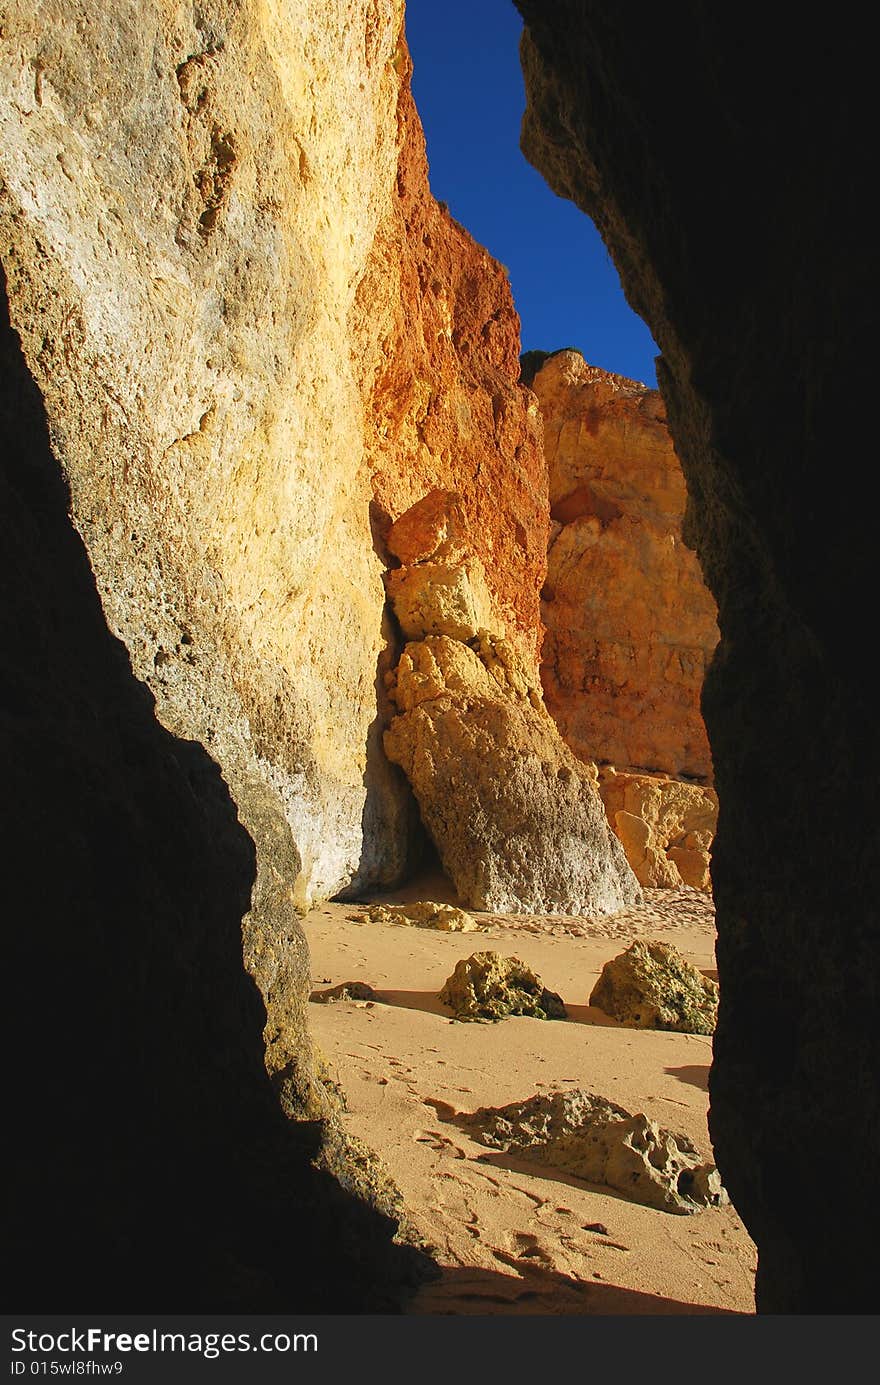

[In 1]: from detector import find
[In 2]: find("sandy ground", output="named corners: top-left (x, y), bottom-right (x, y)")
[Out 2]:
top-left (304, 874), bottom-right (756, 1315)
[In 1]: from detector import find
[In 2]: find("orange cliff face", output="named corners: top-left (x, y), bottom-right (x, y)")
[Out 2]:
top-left (530, 350), bottom-right (719, 783)
top-left (353, 55), bottom-right (548, 669)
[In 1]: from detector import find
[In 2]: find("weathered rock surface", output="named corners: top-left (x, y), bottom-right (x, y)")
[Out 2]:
top-left (589, 940), bottom-right (719, 1034)
top-left (362, 901), bottom-right (480, 932)
top-left (385, 555), bottom-right (495, 642)
top-left (516, 1), bottom-right (878, 1309)
top-left (600, 770), bottom-right (717, 891)
top-left (532, 350), bottom-right (718, 781)
top-left (385, 631), bottom-right (642, 914)
top-left (0, 0), bottom-right (423, 914)
top-left (461, 1090), bottom-right (726, 1214)
top-left (356, 85), bottom-right (548, 669)
top-left (386, 487), bottom-right (471, 566)
top-left (439, 952), bottom-right (567, 1022)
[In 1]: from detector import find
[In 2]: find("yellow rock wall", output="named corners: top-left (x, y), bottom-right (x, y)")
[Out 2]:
top-left (1, 0), bottom-right (412, 902)
top-left (532, 350), bottom-right (718, 782)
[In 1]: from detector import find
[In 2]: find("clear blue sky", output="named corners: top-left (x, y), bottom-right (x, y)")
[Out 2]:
top-left (404, 0), bottom-right (659, 385)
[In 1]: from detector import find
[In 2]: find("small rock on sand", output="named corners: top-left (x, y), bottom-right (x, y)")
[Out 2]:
top-left (311, 981), bottom-right (377, 1004)
top-left (360, 901), bottom-right (480, 932)
top-left (439, 951), bottom-right (567, 1022)
top-left (589, 938), bottom-right (719, 1034)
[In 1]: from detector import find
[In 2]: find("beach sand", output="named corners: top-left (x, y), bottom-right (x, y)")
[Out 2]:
top-left (305, 876), bottom-right (756, 1315)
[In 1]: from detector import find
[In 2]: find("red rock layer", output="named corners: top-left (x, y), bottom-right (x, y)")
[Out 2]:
top-left (532, 351), bottom-right (719, 780)
top-left (354, 44), bottom-right (548, 667)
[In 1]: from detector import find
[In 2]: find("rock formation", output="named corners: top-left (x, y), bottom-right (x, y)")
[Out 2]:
top-left (1, 0), bottom-right (422, 913)
top-left (381, 489), bottom-right (641, 915)
top-left (589, 940), bottom-right (719, 1034)
top-left (311, 981), bottom-right (378, 1004)
top-left (4, 0), bottom-right (872, 1318)
top-left (384, 630), bottom-right (642, 915)
top-left (362, 901), bottom-right (480, 932)
top-left (3, 0), bottom-right (455, 1311)
top-left (1, 0), bottom-right (615, 1310)
top-left (439, 952), bottom-right (567, 1022)
top-left (599, 770), bottom-right (717, 891)
top-left (525, 348), bottom-right (719, 890)
top-left (531, 349), bottom-right (719, 783)
top-left (460, 1090), bottom-right (726, 1215)
top-left (355, 87), bottom-right (548, 669)
top-left (515, 0), bottom-right (877, 1311)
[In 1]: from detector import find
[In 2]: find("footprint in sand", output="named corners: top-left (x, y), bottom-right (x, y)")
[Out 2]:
top-left (413, 1129), bottom-right (467, 1159)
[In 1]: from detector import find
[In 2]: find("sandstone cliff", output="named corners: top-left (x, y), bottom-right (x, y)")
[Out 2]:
top-left (355, 75), bottom-right (548, 670)
top-left (531, 349), bottom-right (718, 781)
top-left (527, 349), bottom-right (719, 889)
top-left (380, 490), bottom-right (641, 914)
top-left (1, 0), bottom-right (414, 907)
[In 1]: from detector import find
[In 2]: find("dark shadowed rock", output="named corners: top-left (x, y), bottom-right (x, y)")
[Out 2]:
top-left (515, 0), bottom-right (877, 1309)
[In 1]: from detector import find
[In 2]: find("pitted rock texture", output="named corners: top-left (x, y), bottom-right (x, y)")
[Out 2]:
top-left (461, 1090), bottom-right (726, 1215)
top-left (362, 901), bottom-right (480, 932)
top-left (0, 0), bottom-right (420, 910)
top-left (386, 487), bottom-right (471, 566)
top-left (600, 770), bottom-right (717, 891)
top-left (384, 632), bottom-right (641, 915)
top-left (355, 74), bottom-right (548, 669)
top-left (438, 952), bottom-right (567, 1022)
top-left (532, 350), bottom-right (718, 781)
top-left (589, 940), bottom-right (719, 1035)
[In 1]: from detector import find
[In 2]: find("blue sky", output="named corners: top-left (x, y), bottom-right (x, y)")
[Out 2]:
top-left (404, 0), bottom-right (659, 385)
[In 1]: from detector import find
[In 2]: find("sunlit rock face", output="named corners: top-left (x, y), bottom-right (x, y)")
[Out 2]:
top-left (1, 0), bottom-right (417, 905)
top-left (385, 632), bottom-right (641, 915)
top-left (599, 770), bottom-right (717, 892)
top-left (531, 350), bottom-right (718, 782)
top-left (382, 490), bottom-right (641, 916)
top-left (516, 0), bottom-right (877, 1313)
top-left (355, 71), bottom-right (548, 672)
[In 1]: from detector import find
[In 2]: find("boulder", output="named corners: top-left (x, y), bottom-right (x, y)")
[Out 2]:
top-left (384, 635), bottom-right (641, 914)
top-left (386, 488), bottom-right (470, 567)
top-left (439, 951), bottom-right (567, 1021)
top-left (462, 1089), bottom-right (726, 1215)
top-left (589, 939), bottom-right (719, 1034)
top-left (384, 557), bottom-right (495, 642)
